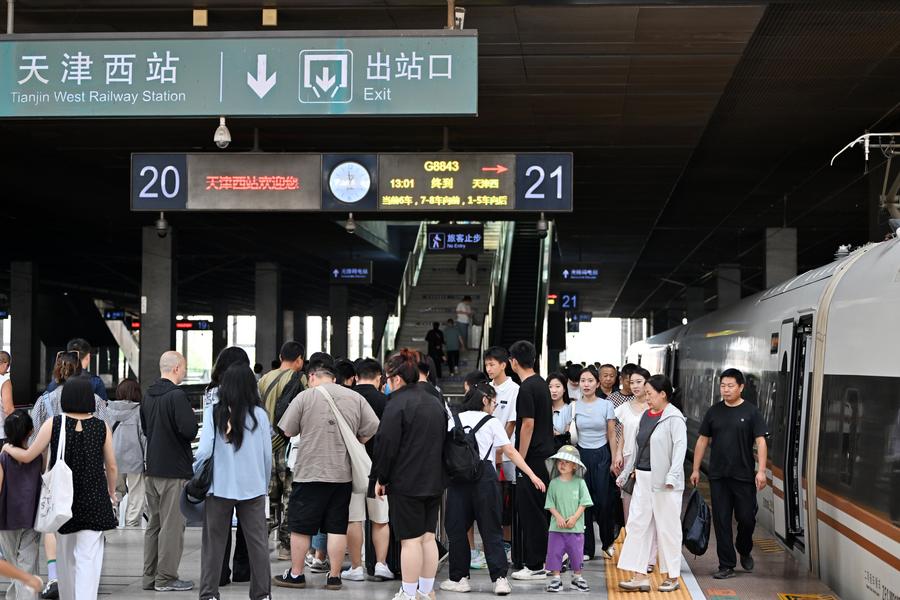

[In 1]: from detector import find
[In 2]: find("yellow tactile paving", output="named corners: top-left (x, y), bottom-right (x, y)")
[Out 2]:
top-left (604, 531), bottom-right (693, 600)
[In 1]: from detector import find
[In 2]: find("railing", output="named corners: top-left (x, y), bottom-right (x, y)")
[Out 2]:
top-left (536, 220), bottom-right (555, 375)
top-left (478, 221), bottom-right (515, 368)
top-left (380, 221), bottom-right (429, 360)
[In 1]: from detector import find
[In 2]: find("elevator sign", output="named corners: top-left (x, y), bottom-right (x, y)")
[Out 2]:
top-left (0, 31), bottom-right (477, 117)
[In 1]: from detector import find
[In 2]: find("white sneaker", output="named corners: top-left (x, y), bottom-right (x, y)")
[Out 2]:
top-left (602, 546), bottom-right (616, 560)
top-left (373, 562), bottom-right (394, 581)
top-left (511, 567), bottom-right (548, 581)
top-left (341, 566), bottom-right (365, 581)
top-left (417, 591), bottom-right (436, 600)
top-left (392, 591), bottom-right (416, 600)
top-left (493, 577), bottom-right (512, 596)
top-left (441, 577), bottom-right (471, 592)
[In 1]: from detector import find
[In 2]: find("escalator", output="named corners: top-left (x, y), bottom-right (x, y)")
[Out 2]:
top-left (497, 222), bottom-right (545, 350)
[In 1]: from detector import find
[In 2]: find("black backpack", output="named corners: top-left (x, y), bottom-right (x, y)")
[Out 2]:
top-left (682, 488), bottom-right (711, 555)
top-left (443, 412), bottom-right (493, 483)
top-left (273, 371), bottom-right (306, 434)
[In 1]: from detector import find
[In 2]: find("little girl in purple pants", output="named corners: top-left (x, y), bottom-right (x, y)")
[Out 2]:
top-left (544, 445), bottom-right (593, 593)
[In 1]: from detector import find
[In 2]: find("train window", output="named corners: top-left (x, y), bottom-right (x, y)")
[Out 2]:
top-left (818, 375), bottom-right (899, 527)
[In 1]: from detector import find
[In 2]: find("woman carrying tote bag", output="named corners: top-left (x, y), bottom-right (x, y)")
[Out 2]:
top-left (4, 378), bottom-right (118, 600)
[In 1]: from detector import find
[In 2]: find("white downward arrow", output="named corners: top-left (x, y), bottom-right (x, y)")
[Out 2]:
top-left (315, 67), bottom-right (337, 92)
top-left (247, 54), bottom-right (277, 98)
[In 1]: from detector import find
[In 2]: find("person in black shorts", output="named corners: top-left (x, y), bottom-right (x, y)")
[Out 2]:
top-left (273, 355), bottom-right (379, 590)
top-left (372, 349), bottom-right (448, 600)
top-left (690, 368), bottom-right (768, 580)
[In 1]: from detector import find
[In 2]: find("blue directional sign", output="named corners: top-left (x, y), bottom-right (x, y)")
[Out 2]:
top-left (561, 265), bottom-right (599, 281)
top-left (570, 311), bottom-right (593, 323)
top-left (0, 311), bottom-right (8, 319)
top-left (330, 262), bottom-right (373, 285)
top-left (104, 309), bottom-right (126, 320)
top-left (0, 31), bottom-right (477, 117)
top-left (427, 224), bottom-right (483, 252)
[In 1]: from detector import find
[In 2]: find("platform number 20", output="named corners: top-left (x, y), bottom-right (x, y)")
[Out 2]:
top-left (524, 165), bottom-right (563, 199)
top-left (139, 165), bottom-right (181, 199)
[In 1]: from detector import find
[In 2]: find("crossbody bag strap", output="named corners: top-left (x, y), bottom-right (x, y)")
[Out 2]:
top-left (317, 385), bottom-right (355, 446)
top-left (264, 369), bottom-right (291, 405)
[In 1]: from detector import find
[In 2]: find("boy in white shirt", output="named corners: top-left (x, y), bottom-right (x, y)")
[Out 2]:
top-left (483, 346), bottom-right (519, 552)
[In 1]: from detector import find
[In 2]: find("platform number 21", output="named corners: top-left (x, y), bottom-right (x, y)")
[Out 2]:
top-left (524, 165), bottom-right (563, 199)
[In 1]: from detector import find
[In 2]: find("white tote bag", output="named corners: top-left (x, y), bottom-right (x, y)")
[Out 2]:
top-left (34, 415), bottom-right (74, 533)
top-left (318, 386), bottom-right (372, 494)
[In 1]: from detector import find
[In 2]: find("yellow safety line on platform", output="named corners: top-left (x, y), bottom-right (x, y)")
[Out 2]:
top-left (604, 532), bottom-right (693, 600)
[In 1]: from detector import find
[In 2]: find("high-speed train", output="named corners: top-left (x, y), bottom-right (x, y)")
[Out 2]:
top-left (625, 237), bottom-right (899, 600)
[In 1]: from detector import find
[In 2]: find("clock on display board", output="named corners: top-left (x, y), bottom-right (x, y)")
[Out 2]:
top-left (329, 161), bottom-right (371, 204)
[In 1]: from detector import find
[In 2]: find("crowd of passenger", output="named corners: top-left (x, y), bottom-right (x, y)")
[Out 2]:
top-left (0, 336), bottom-right (768, 600)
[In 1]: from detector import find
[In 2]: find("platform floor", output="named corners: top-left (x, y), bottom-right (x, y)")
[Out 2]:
top-left (0, 517), bottom-right (839, 599)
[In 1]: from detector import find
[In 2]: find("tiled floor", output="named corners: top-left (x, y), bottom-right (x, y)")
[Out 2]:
top-left (0, 519), bottom-right (838, 599)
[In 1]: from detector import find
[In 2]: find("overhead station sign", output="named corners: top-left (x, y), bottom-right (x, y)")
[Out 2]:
top-left (0, 31), bottom-right (477, 117)
top-left (131, 152), bottom-right (573, 212)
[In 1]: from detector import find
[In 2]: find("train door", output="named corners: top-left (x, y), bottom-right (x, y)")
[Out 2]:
top-left (784, 315), bottom-right (812, 551)
top-left (773, 320), bottom-right (794, 541)
top-left (774, 316), bottom-right (812, 550)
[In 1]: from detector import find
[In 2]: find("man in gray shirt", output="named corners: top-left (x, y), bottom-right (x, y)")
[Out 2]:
top-left (273, 354), bottom-right (379, 591)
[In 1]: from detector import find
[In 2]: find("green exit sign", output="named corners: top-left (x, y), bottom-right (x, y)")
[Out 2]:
top-left (0, 30), bottom-right (477, 117)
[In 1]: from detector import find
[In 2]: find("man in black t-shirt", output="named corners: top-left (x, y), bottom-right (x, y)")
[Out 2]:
top-left (508, 341), bottom-right (554, 581)
top-left (690, 368), bottom-right (769, 580)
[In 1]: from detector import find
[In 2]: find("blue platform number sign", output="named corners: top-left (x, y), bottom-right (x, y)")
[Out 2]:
top-left (516, 153), bottom-right (573, 212)
top-left (132, 154), bottom-right (187, 210)
top-left (559, 292), bottom-right (579, 310)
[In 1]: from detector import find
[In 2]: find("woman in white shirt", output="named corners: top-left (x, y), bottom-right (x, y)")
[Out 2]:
top-left (441, 383), bottom-right (545, 596)
top-left (614, 367), bottom-right (656, 571)
top-left (573, 366), bottom-right (619, 560)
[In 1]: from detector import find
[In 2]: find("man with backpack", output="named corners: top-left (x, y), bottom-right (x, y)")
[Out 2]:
top-left (258, 341), bottom-right (305, 561)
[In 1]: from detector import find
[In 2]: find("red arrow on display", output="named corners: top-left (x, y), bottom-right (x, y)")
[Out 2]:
top-left (481, 165), bottom-right (508, 174)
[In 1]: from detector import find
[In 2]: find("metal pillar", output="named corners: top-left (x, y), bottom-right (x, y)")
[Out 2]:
top-left (330, 285), bottom-right (349, 359)
top-left (10, 261), bottom-right (37, 397)
top-left (140, 227), bottom-right (176, 392)
top-left (765, 228), bottom-right (797, 289)
top-left (716, 264), bottom-right (741, 309)
top-left (254, 262), bottom-right (282, 368)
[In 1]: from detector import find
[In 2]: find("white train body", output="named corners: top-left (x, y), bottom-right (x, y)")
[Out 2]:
top-left (626, 238), bottom-right (900, 600)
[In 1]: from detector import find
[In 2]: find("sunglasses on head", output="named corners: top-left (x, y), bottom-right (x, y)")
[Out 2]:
top-left (56, 350), bottom-right (80, 360)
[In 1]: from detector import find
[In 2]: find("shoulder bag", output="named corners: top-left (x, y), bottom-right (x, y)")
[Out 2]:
top-left (34, 415), bottom-right (74, 533)
top-left (318, 386), bottom-right (372, 494)
top-left (185, 414), bottom-right (217, 503)
top-left (622, 416), bottom-right (663, 495)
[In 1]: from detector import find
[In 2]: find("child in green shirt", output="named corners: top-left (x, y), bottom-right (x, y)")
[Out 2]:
top-left (544, 445), bottom-right (593, 592)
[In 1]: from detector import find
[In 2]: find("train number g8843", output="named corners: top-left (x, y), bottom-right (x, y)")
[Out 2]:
top-left (424, 160), bottom-right (460, 172)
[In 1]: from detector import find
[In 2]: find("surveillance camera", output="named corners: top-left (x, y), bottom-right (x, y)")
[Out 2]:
top-left (454, 6), bottom-right (466, 29)
top-left (345, 213), bottom-right (357, 234)
top-left (214, 116), bottom-right (231, 150)
top-left (155, 213), bottom-right (169, 238)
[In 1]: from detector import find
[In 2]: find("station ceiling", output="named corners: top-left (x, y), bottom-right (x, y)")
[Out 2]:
top-left (2, 0), bottom-right (899, 320)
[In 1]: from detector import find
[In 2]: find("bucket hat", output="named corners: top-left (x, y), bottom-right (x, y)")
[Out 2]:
top-left (549, 444), bottom-right (586, 478)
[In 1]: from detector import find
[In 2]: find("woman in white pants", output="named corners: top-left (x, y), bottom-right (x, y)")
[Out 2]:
top-left (4, 378), bottom-right (118, 600)
top-left (615, 375), bottom-right (686, 593)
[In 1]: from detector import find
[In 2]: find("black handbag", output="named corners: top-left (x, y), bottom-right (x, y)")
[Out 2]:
top-left (185, 419), bottom-right (217, 503)
top-left (622, 415), bottom-right (663, 495)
